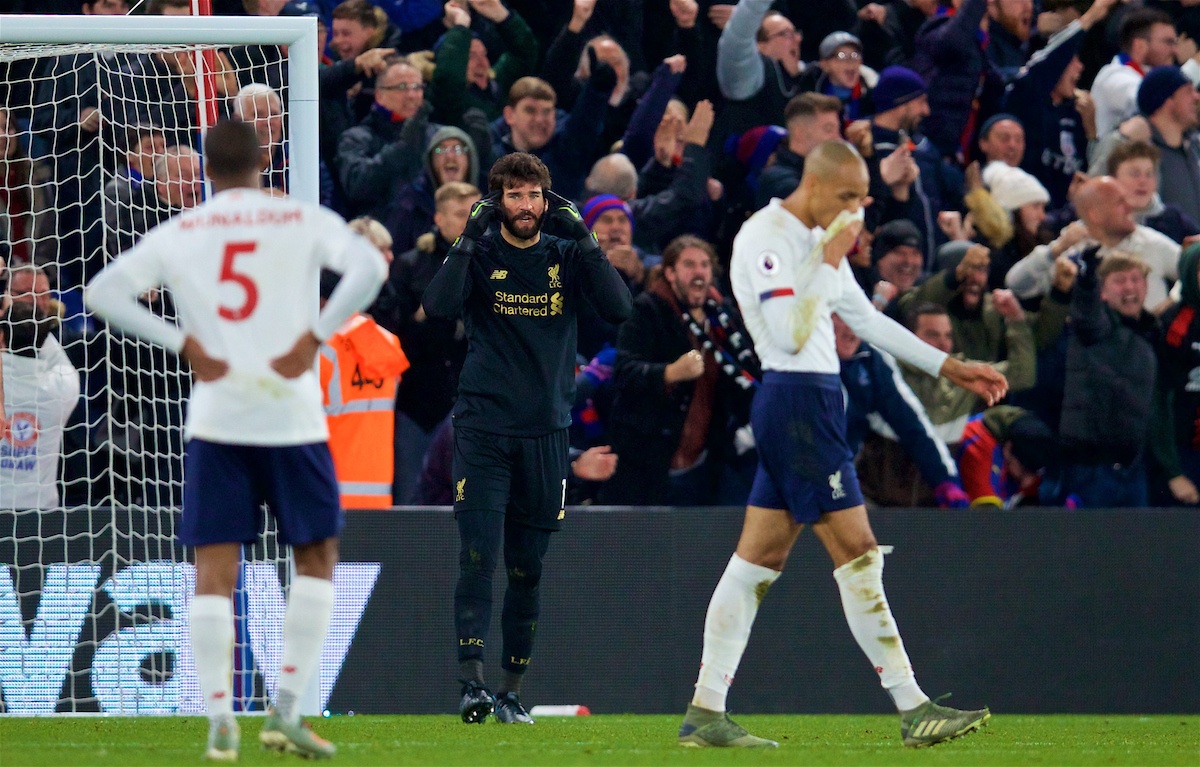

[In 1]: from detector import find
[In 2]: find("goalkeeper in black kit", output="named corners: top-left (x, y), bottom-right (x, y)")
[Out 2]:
top-left (423, 152), bottom-right (632, 724)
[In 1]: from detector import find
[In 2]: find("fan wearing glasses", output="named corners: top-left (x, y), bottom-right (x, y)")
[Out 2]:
top-left (797, 31), bottom-right (875, 123)
top-left (381, 127), bottom-right (482, 257)
top-left (374, 60), bottom-right (427, 118)
top-left (713, 2), bottom-right (807, 151)
top-left (755, 13), bottom-right (803, 79)
top-left (335, 57), bottom-right (436, 221)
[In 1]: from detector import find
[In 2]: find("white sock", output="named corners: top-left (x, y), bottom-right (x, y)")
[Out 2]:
top-left (275, 575), bottom-right (335, 724)
top-left (833, 547), bottom-right (929, 712)
top-left (692, 554), bottom-right (781, 712)
top-left (189, 595), bottom-right (235, 720)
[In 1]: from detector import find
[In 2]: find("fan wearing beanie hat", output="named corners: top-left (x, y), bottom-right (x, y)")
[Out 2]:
top-left (724, 126), bottom-right (787, 193)
top-left (866, 64), bottom-right (969, 272)
top-left (1136, 66), bottom-right (1194, 118)
top-left (580, 195), bottom-right (642, 280)
top-left (582, 194), bottom-right (633, 232)
top-left (978, 161), bottom-right (1052, 289)
top-left (872, 66), bottom-right (928, 115)
top-left (977, 114), bottom-right (1025, 168)
top-left (1134, 65), bottom-right (1200, 225)
top-left (981, 161), bottom-right (1050, 212)
top-left (871, 219), bottom-right (925, 294)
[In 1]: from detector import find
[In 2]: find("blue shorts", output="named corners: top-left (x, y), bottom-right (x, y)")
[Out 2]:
top-left (181, 439), bottom-right (342, 547)
top-left (747, 371), bottom-right (864, 523)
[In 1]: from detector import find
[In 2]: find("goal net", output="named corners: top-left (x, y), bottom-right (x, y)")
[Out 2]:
top-left (0, 15), bottom-right (322, 715)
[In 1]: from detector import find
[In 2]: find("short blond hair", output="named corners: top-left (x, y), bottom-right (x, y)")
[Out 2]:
top-left (1097, 251), bottom-right (1150, 282)
top-left (348, 216), bottom-right (392, 250)
top-left (508, 77), bottom-right (556, 107)
top-left (435, 181), bottom-right (481, 210)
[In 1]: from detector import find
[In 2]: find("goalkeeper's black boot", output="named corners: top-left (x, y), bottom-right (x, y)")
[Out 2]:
top-left (459, 679), bottom-right (495, 724)
top-left (494, 691), bottom-right (534, 724)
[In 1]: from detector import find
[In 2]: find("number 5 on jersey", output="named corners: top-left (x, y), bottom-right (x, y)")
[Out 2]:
top-left (218, 241), bottom-right (259, 321)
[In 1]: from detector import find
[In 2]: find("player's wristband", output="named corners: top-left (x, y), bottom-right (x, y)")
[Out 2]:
top-left (576, 232), bottom-right (603, 257)
top-left (449, 234), bottom-right (477, 258)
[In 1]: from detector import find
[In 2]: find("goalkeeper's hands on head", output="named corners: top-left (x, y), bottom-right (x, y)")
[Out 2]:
top-left (545, 190), bottom-right (603, 257)
top-left (450, 192), bottom-right (500, 257)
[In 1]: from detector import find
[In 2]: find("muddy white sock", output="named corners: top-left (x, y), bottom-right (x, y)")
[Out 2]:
top-left (833, 547), bottom-right (929, 712)
top-left (692, 554), bottom-right (781, 712)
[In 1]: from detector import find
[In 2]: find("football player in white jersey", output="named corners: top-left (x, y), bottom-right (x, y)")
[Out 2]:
top-left (86, 119), bottom-right (387, 761)
top-left (677, 141), bottom-right (1007, 749)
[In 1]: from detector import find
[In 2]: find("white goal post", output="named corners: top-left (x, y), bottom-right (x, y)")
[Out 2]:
top-left (0, 14), bottom-right (320, 204)
top-left (0, 14), bottom-right (340, 717)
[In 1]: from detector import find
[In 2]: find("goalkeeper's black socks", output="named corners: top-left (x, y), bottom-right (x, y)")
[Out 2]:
top-left (459, 659), bottom-right (484, 686)
top-left (499, 669), bottom-right (524, 697)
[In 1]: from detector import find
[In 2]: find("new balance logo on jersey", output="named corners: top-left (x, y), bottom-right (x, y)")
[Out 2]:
top-left (829, 470), bottom-right (846, 500)
top-left (490, 269), bottom-right (508, 280)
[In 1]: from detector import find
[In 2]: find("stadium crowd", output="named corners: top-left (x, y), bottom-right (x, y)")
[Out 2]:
top-left (3, 0), bottom-right (1200, 511)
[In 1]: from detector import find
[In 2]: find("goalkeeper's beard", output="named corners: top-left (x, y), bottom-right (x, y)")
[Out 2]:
top-left (500, 208), bottom-right (546, 241)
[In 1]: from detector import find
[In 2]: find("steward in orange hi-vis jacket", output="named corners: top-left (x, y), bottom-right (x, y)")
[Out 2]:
top-left (319, 313), bottom-right (409, 508)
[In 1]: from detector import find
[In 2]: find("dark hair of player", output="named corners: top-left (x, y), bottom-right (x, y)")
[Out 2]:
top-left (204, 119), bottom-right (261, 178)
top-left (487, 152), bottom-right (552, 194)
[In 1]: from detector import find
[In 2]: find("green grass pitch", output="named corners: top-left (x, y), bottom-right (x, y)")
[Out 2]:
top-left (1, 714), bottom-right (1196, 766)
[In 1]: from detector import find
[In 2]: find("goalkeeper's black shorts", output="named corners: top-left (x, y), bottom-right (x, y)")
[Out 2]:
top-left (450, 424), bottom-right (569, 531)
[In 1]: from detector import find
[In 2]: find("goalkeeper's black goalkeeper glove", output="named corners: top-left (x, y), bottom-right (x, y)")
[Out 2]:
top-left (450, 192), bottom-right (500, 257)
top-left (545, 189), bottom-right (603, 257)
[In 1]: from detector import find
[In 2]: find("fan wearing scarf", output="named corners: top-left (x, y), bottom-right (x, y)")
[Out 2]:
top-left (600, 235), bottom-right (761, 506)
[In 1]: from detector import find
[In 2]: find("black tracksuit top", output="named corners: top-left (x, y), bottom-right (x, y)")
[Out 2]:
top-left (423, 229), bottom-right (632, 436)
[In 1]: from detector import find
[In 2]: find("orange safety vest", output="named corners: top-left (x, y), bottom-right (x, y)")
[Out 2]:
top-left (318, 313), bottom-right (409, 509)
